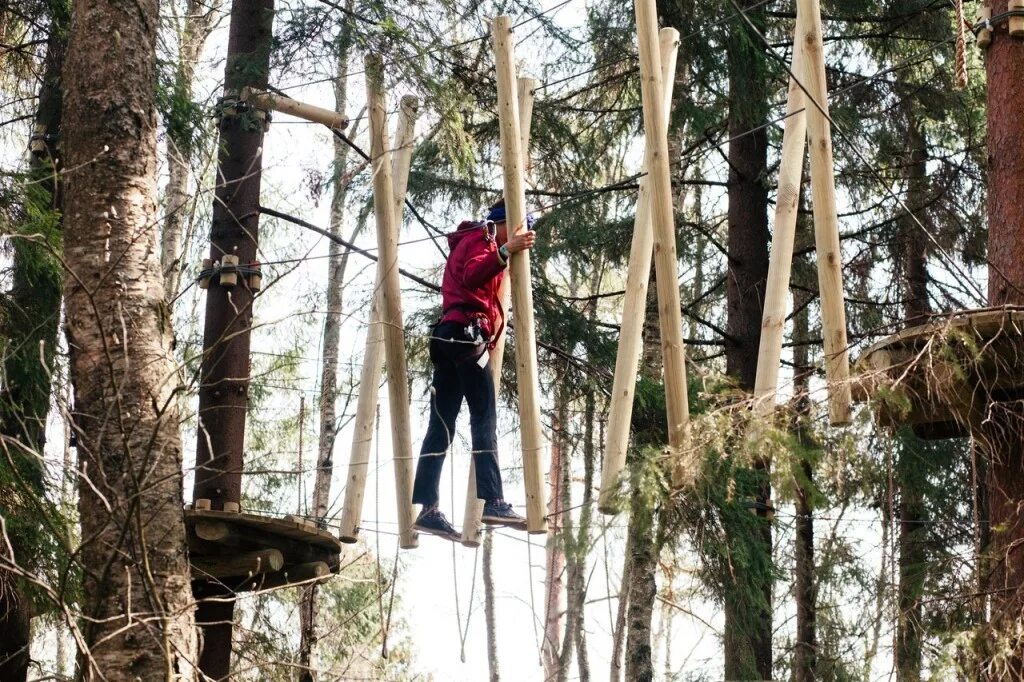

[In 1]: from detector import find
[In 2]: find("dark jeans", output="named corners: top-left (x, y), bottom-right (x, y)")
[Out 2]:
top-left (412, 321), bottom-right (504, 506)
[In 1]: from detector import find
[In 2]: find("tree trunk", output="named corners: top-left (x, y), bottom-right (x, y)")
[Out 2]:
top-left (61, 0), bottom-right (197, 675)
top-left (624, 488), bottom-right (656, 682)
top-left (894, 110), bottom-right (929, 682)
top-left (984, 2), bottom-right (1024, 674)
top-left (161, 0), bottom-right (223, 299)
top-left (0, 7), bottom-right (67, 679)
top-left (791, 220), bottom-right (817, 682)
top-left (484, 530), bottom-right (500, 682)
top-left (722, 1), bottom-right (772, 679)
top-left (191, 0), bottom-right (275, 677)
top-left (298, 23), bottom-right (354, 681)
top-left (610, 527), bottom-right (633, 682)
top-left (543, 380), bottom-right (567, 680)
top-left (561, 386), bottom-right (596, 682)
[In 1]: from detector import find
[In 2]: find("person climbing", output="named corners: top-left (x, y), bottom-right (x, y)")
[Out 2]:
top-left (411, 198), bottom-right (536, 541)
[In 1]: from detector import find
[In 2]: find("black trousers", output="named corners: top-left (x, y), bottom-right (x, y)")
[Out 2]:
top-left (412, 321), bottom-right (504, 506)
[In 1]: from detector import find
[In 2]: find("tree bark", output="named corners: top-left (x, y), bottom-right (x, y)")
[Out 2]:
top-left (894, 109), bottom-right (929, 682)
top-left (791, 218), bottom-right (817, 682)
top-left (191, 0), bottom-right (275, 677)
top-left (161, 0), bottom-right (223, 299)
top-left (61, 0), bottom-right (197, 675)
top-left (982, 4), bottom-right (1024, 675)
top-left (484, 530), bottom-right (500, 682)
top-left (723, 1), bottom-right (772, 679)
top-left (543, 380), bottom-right (567, 680)
top-left (298, 23), bottom-right (353, 681)
top-left (624, 488), bottom-right (657, 682)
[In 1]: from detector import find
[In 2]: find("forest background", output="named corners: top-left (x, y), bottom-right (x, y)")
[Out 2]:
top-left (0, 0), bottom-right (996, 680)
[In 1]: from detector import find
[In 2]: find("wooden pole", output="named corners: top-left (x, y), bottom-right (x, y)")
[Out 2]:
top-left (752, 13), bottom-right (808, 418)
top-left (493, 16), bottom-right (547, 534)
top-left (797, 0), bottom-right (852, 425)
top-left (461, 77), bottom-right (537, 546)
top-left (339, 94), bottom-right (419, 544)
top-left (366, 55), bottom-right (418, 549)
top-left (598, 28), bottom-right (680, 515)
top-left (242, 88), bottom-right (348, 130)
top-left (633, 0), bottom-right (691, 482)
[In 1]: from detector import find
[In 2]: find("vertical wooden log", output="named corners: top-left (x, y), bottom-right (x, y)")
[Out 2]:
top-left (365, 55), bottom-right (418, 548)
top-left (598, 28), bottom-right (680, 514)
top-left (752, 13), bottom-right (808, 418)
top-left (339, 94), bottom-right (419, 544)
top-left (492, 16), bottom-right (547, 534)
top-left (797, 0), bottom-right (852, 425)
top-left (634, 0), bottom-right (691, 480)
top-left (461, 77), bottom-right (537, 546)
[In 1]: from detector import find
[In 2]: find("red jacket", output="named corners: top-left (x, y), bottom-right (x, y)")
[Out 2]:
top-left (440, 221), bottom-right (506, 346)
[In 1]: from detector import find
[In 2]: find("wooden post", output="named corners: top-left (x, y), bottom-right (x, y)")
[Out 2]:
top-left (797, 0), bottom-right (852, 425)
top-left (633, 0), bottom-right (691, 482)
top-left (461, 77), bottom-right (537, 546)
top-left (365, 55), bottom-right (418, 549)
top-left (598, 28), bottom-right (680, 515)
top-left (752, 13), bottom-right (808, 418)
top-left (339, 94), bottom-right (419, 544)
top-left (241, 88), bottom-right (348, 130)
top-left (492, 16), bottom-right (547, 534)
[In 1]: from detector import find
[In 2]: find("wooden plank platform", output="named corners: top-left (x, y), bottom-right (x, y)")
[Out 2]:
top-left (185, 508), bottom-right (341, 593)
top-left (853, 306), bottom-right (1024, 439)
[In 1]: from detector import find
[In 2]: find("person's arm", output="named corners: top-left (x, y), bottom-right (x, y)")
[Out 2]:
top-left (460, 242), bottom-right (505, 290)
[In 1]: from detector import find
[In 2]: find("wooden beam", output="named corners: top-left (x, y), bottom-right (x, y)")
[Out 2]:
top-left (339, 94), bottom-right (419, 544)
top-left (365, 55), bottom-right (418, 548)
top-left (634, 0), bottom-right (691, 483)
top-left (192, 549), bottom-right (284, 579)
top-left (242, 87), bottom-right (348, 130)
top-left (797, 0), bottom-right (852, 425)
top-left (461, 76), bottom-right (537, 546)
top-left (598, 28), bottom-right (680, 515)
top-left (752, 11), bottom-right (808, 418)
top-left (492, 16), bottom-right (547, 534)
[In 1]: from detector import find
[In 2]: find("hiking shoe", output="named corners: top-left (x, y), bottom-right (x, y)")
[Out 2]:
top-left (414, 507), bottom-right (460, 541)
top-left (482, 500), bottom-right (527, 529)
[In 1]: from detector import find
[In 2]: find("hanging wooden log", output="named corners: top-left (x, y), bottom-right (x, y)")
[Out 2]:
top-left (598, 28), bottom-right (680, 515)
top-left (338, 95), bottom-right (419, 544)
top-left (633, 0), bottom-right (691, 484)
top-left (366, 55), bottom-right (418, 548)
top-left (797, 0), bottom-right (853, 425)
top-left (493, 16), bottom-right (547, 534)
top-left (461, 76), bottom-right (537, 546)
top-left (752, 12), bottom-right (809, 419)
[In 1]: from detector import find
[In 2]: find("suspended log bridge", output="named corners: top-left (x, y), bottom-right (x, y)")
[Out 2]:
top-left (853, 306), bottom-right (1024, 439)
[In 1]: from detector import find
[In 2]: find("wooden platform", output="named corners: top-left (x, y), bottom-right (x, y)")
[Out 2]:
top-left (853, 306), bottom-right (1024, 439)
top-left (185, 508), bottom-right (342, 594)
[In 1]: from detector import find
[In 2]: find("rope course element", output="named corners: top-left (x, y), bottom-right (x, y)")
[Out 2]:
top-left (726, 0), bottom-right (988, 307)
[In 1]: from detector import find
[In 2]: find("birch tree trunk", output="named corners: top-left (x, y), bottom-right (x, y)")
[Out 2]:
top-left (161, 0), bottom-right (222, 299)
top-left (299, 21), bottom-right (354, 680)
top-left (61, 0), bottom-right (197, 675)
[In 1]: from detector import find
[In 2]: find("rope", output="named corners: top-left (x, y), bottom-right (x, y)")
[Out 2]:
top-left (954, 0), bottom-right (968, 89)
top-left (526, 535), bottom-right (543, 666)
